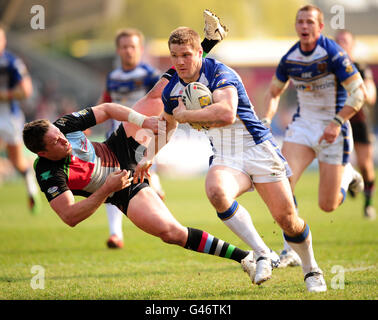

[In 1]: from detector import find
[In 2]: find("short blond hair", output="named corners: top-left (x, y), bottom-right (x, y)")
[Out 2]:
top-left (296, 5), bottom-right (324, 25)
top-left (115, 28), bottom-right (144, 47)
top-left (168, 27), bottom-right (201, 51)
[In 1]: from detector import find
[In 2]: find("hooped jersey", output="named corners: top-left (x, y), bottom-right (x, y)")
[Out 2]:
top-left (276, 34), bottom-right (359, 122)
top-left (34, 108), bottom-right (121, 203)
top-left (103, 63), bottom-right (160, 135)
top-left (162, 58), bottom-right (271, 156)
top-left (0, 50), bottom-right (29, 115)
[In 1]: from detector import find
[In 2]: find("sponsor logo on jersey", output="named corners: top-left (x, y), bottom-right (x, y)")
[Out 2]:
top-left (317, 62), bottom-right (328, 73)
top-left (301, 72), bottom-right (313, 79)
top-left (40, 170), bottom-right (53, 181)
top-left (72, 109), bottom-right (89, 117)
top-left (295, 80), bottom-right (335, 91)
top-left (55, 118), bottom-right (67, 127)
top-left (345, 65), bottom-right (354, 73)
top-left (47, 186), bottom-right (60, 197)
top-left (198, 95), bottom-right (212, 108)
top-left (216, 78), bottom-right (227, 87)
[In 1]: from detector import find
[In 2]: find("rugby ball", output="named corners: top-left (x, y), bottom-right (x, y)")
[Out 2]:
top-left (182, 82), bottom-right (213, 110)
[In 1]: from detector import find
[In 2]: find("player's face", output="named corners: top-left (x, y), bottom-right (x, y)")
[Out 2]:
top-left (295, 9), bottom-right (324, 51)
top-left (335, 32), bottom-right (354, 57)
top-left (169, 43), bottom-right (203, 83)
top-left (38, 125), bottom-right (72, 161)
top-left (117, 35), bottom-right (143, 70)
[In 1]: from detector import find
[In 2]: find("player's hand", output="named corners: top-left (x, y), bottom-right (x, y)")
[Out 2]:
top-left (142, 116), bottom-right (159, 134)
top-left (133, 158), bottom-right (152, 184)
top-left (104, 170), bottom-right (132, 193)
top-left (318, 122), bottom-right (341, 144)
top-left (172, 98), bottom-right (188, 123)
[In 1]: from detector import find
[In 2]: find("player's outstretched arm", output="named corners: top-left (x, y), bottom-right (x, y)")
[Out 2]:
top-left (92, 102), bottom-right (158, 134)
top-left (133, 111), bottom-right (178, 184)
top-left (50, 170), bottom-right (132, 227)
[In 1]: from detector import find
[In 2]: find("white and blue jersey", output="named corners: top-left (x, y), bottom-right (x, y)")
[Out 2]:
top-left (276, 34), bottom-right (358, 122)
top-left (0, 50), bottom-right (28, 114)
top-left (163, 58), bottom-right (291, 183)
top-left (276, 35), bottom-right (358, 165)
top-left (0, 50), bottom-right (29, 144)
top-left (104, 63), bottom-right (160, 136)
top-left (163, 57), bottom-right (272, 156)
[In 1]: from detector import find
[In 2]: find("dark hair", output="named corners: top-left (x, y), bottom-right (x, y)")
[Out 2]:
top-left (23, 119), bottom-right (51, 153)
top-left (296, 5), bottom-right (324, 25)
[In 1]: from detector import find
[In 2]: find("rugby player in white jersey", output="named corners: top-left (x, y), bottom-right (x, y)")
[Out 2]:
top-left (100, 11), bottom-right (226, 249)
top-left (262, 5), bottom-right (367, 268)
top-left (135, 26), bottom-right (327, 292)
top-left (0, 26), bottom-right (40, 214)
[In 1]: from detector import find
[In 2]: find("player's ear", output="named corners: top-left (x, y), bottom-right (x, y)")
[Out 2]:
top-left (319, 22), bottom-right (324, 33)
top-left (37, 150), bottom-right (47, 157)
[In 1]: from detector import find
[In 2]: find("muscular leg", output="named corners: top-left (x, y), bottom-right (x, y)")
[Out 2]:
top-left (355, 143), bottom-right (375, 182)
top-left (205, 165), bottom-right (271, 257)
top-left (6, 143), bottom-right (29, 173)
top-left (281, 142), bottom-right (316, 191)
top-left (126, 187), bottom-right (252, 263)
top-left (254, 179), bottom-right (320, 275)
top-left (280, 142), bottom-right (315, 255)
top-left (127, 187), bottom-right (187, 245)
top-left (105, 203), bottom-right (124, 248)
top-left (7, 142), bottom-right (40, 213)
top-left (355, 142), bottom-right (376, 218)
top-left (318, 162), bottom-right (345, 212)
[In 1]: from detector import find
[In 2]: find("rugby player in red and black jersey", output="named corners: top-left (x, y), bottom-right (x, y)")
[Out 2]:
top-left (22, 102), bottom-right (258, 284)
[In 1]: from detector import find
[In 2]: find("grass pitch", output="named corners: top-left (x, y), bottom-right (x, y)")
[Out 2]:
top-left (0, 171), bottom-right (377, 300)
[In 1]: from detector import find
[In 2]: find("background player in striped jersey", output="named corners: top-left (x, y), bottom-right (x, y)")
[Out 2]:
top-left (262, 5), bottom-right (368, 267)
top-left (0, 26), bottom-right (40, 214)
top-left (23, 103), bottom-right (257, 286)
top-left (142, 26), bottom-right (327, 292)
top-left (99, 28), bottom-right (165, 249)
top-left (335, 29), bottom-right (377, 220)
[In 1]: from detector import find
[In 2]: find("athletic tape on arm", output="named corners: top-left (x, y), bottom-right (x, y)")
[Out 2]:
top-left (343, 77), bottom-right (365, 111)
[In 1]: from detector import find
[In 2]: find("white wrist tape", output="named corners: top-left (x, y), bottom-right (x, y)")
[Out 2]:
top-left (128, 110), bottom-right (146, 127)
top-left (343, 77), bottom-right (365, 111)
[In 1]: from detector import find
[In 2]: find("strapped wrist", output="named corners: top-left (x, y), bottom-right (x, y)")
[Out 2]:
top-left (128, 110), bottom-right (146, 127)
top-left (332, 114), bottom-right (345, 127)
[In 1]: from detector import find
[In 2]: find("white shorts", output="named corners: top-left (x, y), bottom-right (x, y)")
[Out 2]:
top-left (0, 106), bottom-right (25, 145)
top-left (210, 137), bottom-right (292, 186)
top-left (284, 117), bottom-right (352, 165)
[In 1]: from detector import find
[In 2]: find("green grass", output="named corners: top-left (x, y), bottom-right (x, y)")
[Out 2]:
top-left (0, 171), bottom-right (377, 300)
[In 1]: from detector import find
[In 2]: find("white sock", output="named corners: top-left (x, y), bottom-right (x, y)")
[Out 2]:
top-left (106, 203), bottom-right (124, 239)
top-left (283, 235), bottom-right (292, 251)
top-left (24, 168), bottom-right (38, 196)
top-left (341, 162), bottom-right (355, 191)
top-left (218, 201), bottom-right (270, 258)
top-left (285, 227), bottom-right (319, 275)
